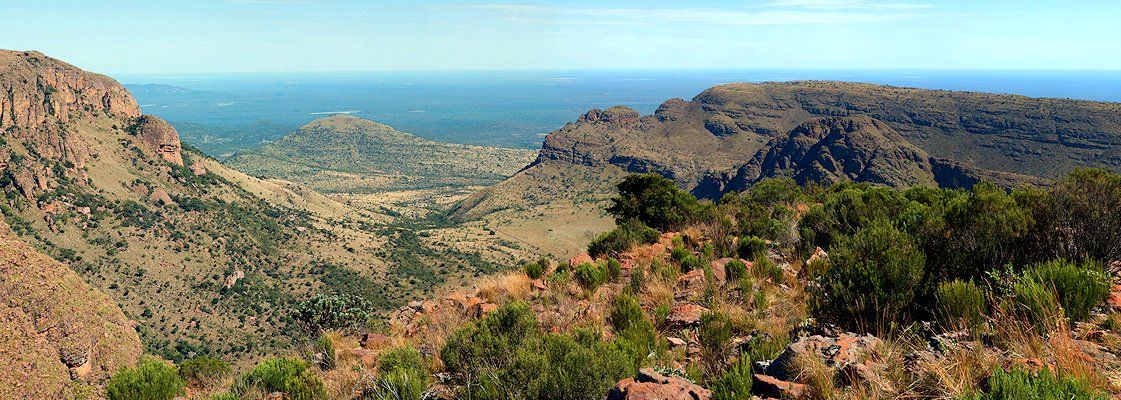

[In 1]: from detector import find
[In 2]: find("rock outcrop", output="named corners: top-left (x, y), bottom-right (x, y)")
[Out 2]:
top-left (606, 368), bottom-right (711, 400)
top-left (135, 115), bottom-right (184, 166)
top-left (0, 217), bottom-right (142, 398)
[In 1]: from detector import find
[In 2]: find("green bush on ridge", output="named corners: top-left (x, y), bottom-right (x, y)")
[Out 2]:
top-left (106, 356), bottom-right (186, 400)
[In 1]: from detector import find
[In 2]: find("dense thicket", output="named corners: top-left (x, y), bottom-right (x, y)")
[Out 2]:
top-left (610, 170), bottom-right (1120, 335)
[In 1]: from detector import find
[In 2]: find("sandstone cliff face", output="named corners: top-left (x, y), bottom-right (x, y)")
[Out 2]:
top-left (735, 116), bottom-right (938, 188)
top-left (135, 114), bottom-right (184, 166)
top-left (0, 49), bottom-right (183, 199)
top-left (0, 217), bottom-right (142, 398)
top-left (0, 50), bottom-right (139, 130)
top-left (526, 81), bottom-right (1121, 199)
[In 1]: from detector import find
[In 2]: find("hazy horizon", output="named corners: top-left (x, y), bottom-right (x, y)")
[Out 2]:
top-left (4, 1), bottom-right (1119, 74)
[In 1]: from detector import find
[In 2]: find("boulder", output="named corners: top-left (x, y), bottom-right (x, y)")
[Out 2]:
top-left (135, 115), bottom-right (184, 166)
top-left (360, 333), bottom-right (390, 349)
top-left (766, 333), bottom-right (882, 381)
top-left (470, 302), bottom-right (498, 318)
top-left (666, 303), bottom-right (709, 328)
top-left (753, 374), bottom-right (805, 399)
top-left (570, 252), bottom-right (594, 266)
top-left (806, 247), bottom-right (828, 266)
top-left (675, 269), bottom-right (707, 300)
top-left (606, 368), bottom-right (711, 400)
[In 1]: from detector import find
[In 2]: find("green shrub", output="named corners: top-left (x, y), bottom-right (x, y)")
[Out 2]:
top-left (750, 254), bottom-right (782, 283)
top-left (936, 280), bottom-right (987, 330)
top-left (671, 246), bottom-right (704, 272)
top-left (360, 367), bottom-right (429, 400)
top-left (524, 257), bottom-right (547, 279)
top-left (609, 292), bottom-right (647, 333)
top-left (710, 356), bottom-right (754, 400)
top-left (698, 312), bottom-right (734, 357)
top-left (811, 220), bottom-right (925, 334)
top-left (741, 335), bottom-right (789, 362)
top-left (233, 357), bottom-right (326, 400)
top-left (962, 367), bottom-right (1105, 400)
top-left (629, 265), bottom-right (646, 291)
top-left (736, 236), bottom-right (767, 260)
top-left (575, 262), bottom-right (608, 290)
top-left (439, 302), bottom-right (641, 400)
top-left (589, 219), bottom-right (660, 257)
top-left (606, 258), bottom-right (622, 282)
top-left (725, 259), bottom-right (748, 281)
top-left (178, 356), bottom-right (230, 388)
top-left (1012, 277), bottom-right (1061, 330)
top-left (379, 346), bottom-right (425, 375)
top-left (1021, 259), bottom-right (1110, 322)
top-left (314, 334), bottom-right (336, 370)
top-left (107, 356), bottom-right (186, 400)
top-left (608, 174), bottom-right (710, 231)
top-left (294, 293), bottom-right (373, 333)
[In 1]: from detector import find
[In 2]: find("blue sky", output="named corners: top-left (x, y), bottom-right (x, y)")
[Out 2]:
top-left (2, 0), bottom-right (1118, 73)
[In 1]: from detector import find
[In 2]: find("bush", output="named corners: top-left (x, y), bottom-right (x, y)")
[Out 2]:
top-left (107, 356), bottom-right (186, 400)
top-left (524, 257), bottom-right (547, 280)
top-left (314, 334), bottom-right (336, 370)
top-left (671, 246), bottom-right (703, 272)
top-left (1012, 277), bottom-right (1062, 330)
top-left (589, 219), bottom-right (659, 257)
top-left (699, 312), bottom-right (733, 350)
top-left (609, 292), bottom-right (647, 334)
top-left (608, 174), bottom-right (710, 231)
top-left (811, 220), bottom-right (925, 334)
top-left (574, 262), bottom-right (608, 290)
top-left (710, 356), bottom-right (753, 400)
top-left (293, 293), bottom-right (372, 333)
top-left (750, 254), bottom-right (782, 283)
top-left (233, 357), bottom-right (326, 400)
top-left (935, 280), bottom-right (987, 331)
top-left (1021, 259), bottom-right (1110, 322)
top-left (725, 259), bottom-right (748, 281)
top-left (379, 346), bottom-right (425, 375)
top-left (178, 356), bottom-right (230, 388)
top-left (964, 367), bottom-right (1105, 400)
top-left (736, 236), bottom-right (767, 259)
top-left (439, 302), bottom-right (641, 400)
top-left (361, 367), bottom-right (429, 400)
top-left (606, 258), bottom-right (622, 282)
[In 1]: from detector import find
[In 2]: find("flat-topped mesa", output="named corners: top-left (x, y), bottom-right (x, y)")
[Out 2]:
top-left (578, 106), bottom-right (641, 124)
top-left (0, 50), bottom-right (140, 129)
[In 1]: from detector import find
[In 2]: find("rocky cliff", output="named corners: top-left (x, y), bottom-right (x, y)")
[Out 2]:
top-left (528, 81), bottom-right (1121, 197)
top-left (0, 216), bottom-right (142, 398)
top-left (0, 49), bottom-right (182, 200)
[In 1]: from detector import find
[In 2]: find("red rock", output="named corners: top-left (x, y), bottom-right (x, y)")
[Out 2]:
top-left (136, 115), bottom-right (184, 166)
top-left (806, 246), bottom-right (828, 265)
top-left (569, 252), bottom-right (594, 266)
top-left (766, 333), bottom-right (882, 381)
top-left (675, 269), bottom-right (707, 300)
top-left (667, 337), bottom-right (687, 347)
top-left (1108, 284), bottom-right (1121, 308)
top-left (149, 188), bottom-right (173, 206)
top-left (753, 374), bottom-right (805, 399)
top-left (606, 368), bottom-right (712, 400)
top-left (531, 279), bottom-right (547, 291)
top-left (470, 302), bottom-right (498, 318)
top-left (360, 333), bottom-right (390, 349)
top-left (666, 303), bottom-right (709, 328)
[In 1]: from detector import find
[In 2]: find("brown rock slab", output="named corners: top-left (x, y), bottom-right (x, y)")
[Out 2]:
top-left (606, 368), bottom-right (712, 400)
top-left (753, 374), bottom-right (805, 399)
top-left (666, 303), bottom-right (709, 328)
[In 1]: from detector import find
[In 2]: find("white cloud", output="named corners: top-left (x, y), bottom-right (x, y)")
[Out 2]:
top-left (458, 3), bottom-right (928, 26)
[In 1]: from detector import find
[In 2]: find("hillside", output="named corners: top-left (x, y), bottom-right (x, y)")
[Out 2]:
top-left (225, 115), bottom-right (537, 214)
top-left (456, 82), bottom-right (1121, 257)
top-left (0, 216), bottom-right (142, 398)
top-left (0, 50), bottom-right (519, 367)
